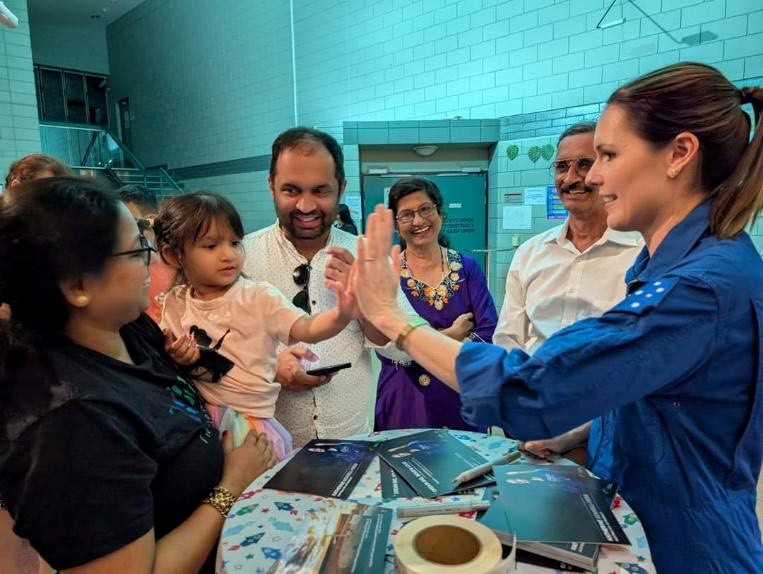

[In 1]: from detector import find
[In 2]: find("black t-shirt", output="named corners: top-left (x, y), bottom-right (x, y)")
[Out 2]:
top-left (0, 314), bottom-right (224, 571)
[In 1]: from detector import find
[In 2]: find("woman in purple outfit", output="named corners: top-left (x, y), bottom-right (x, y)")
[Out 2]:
top-left (375, 177), bottom-right (497, 431)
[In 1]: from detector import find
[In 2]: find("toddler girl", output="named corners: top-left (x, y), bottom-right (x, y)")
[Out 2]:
top-left (154, 192), bottom-right (355, 459)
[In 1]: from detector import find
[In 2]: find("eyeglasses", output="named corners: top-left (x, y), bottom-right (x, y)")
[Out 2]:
top-left (550, 157), bottom-right (595, 176)
top-left (109, 234), bottom-right (156, 266)
top-left (292, 263), bottom-right (311, 314)
top-left (395, 203), bottom-right (438, 224)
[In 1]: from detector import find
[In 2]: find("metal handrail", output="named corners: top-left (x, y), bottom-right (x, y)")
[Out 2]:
top-left (157, 165), bottom-right (183, 193)
top-left (39, 120), bottom-right (146, 171)
top-left (39, 121), bottom-right (183, 195)
top-left (80, 131), bottom-right (99, 167)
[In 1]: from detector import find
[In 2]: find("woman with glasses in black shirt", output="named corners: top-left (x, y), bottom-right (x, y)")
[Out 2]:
top-left (0, 177), bottom-right (276, 573)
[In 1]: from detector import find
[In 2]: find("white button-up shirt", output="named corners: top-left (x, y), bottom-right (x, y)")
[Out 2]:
top-left (243, 223), bottom-right (412, 447)
top-left (494, 221), bottom-right (643, 353)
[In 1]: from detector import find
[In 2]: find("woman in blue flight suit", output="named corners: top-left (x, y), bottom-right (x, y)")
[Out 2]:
top-left (344, 63), bottom-right (763, 573)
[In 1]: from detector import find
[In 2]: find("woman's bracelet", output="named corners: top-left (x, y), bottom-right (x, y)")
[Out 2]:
top-left (202, 485), bottom-right (237, 517)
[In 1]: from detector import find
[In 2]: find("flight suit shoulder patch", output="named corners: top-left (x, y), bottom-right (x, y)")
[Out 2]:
top-left (613, 277), bottom-right (679, 315)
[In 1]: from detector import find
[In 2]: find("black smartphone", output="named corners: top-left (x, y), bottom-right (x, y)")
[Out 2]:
top-left (305, 362), bottom-right (352, 377)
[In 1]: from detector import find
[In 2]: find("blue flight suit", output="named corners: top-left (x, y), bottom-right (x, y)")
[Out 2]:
top-left (587, 411), bottom-right (616, 481)
top-left (457, 201), bottom-right (762, 573)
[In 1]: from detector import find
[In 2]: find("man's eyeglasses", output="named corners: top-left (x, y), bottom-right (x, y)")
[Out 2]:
top-left (550, 157), bottom-right (595, 176)
top-left (395, 203), bottom-right (438, 224)
top-left (109, 234), bottom-right (156, 266)
top-left (292, 263), bottom-right (311, 314)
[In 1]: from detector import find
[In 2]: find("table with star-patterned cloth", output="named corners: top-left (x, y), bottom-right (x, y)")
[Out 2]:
top-left (217, 429), bottom-right (655, 574)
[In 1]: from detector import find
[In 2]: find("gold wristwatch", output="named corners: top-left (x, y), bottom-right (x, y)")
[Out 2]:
top-left (395, 317), bottom-right (429, 350)
top-left (202, 485), bottom-right (237, 517)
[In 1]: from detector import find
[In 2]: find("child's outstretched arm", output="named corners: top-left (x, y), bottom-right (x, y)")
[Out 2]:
top-left (288, 280), bottom-right (356, 344)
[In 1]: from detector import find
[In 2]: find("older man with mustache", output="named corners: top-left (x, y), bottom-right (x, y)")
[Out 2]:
top-left (494, 122), bottom-right (642, 478)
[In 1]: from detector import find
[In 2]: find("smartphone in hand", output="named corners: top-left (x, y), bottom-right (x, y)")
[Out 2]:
top-left (305, 362), bottom-right (352, 377)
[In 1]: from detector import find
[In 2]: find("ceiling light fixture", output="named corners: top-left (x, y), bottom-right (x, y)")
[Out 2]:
top-left (599, 17), bottom-right (625, 29)
top-left (597, 0), bottom-right (625, 29)
top-left (0, 2), bottom-right (19, 28)
top-left (413, 145), bottom-right (438, 157)
top-left (597, 0), bottom-right (684, 44)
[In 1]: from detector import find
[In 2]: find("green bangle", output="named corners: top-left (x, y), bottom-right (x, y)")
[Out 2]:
top-left (395, 317), bottom-right (429, 350)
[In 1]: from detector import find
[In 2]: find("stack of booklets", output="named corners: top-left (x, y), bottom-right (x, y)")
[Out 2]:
top-left (376, 429), bottom-right (496, 498)
top-left (264, 430), bottom-right (497, 500)
top-left (478, 464), bottom-right (630, 572)
top-left (269, 502), bottom-right (393, 574)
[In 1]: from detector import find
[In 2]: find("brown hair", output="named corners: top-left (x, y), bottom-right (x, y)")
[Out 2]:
top-left (4, 154), bottom-right (72, 189)
top-left (607, 62), bottom-right (763, 238)
top-left (153, 191), bottom-right (244, 263)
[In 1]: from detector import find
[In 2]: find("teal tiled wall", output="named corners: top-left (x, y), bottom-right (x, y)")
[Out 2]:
top-left (107, 0), bottom-right (295, 170)
top-left (0, 0), bottom-right (40, 186)
top-left (293, 0), bottom-right (762, 124)
top-left (31, 22), bottom-right (109, 74)
top-left (103, 0), bottom-right (763, 259)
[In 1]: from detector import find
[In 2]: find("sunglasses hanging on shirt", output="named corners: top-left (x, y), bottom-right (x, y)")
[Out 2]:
top-left (292, 263), bottom-right (311, 314)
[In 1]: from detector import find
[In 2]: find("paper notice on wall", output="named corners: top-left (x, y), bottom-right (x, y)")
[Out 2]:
top-left (546, 185), bottom-right (568, 219)
top-left (502, 205), bottom-right (533, 230)
top-left (523, 187), bottom-right (546, 206)
top-left (503, 191), bottom-right (523, 203)
top-left (343, 195), bottom-right (363, 226)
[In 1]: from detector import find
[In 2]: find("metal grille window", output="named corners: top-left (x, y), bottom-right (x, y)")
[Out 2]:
top-left (34, 65), bottom-right (109, 126)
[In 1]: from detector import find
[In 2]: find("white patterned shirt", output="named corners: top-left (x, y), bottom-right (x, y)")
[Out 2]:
top-left (243, 223), bottom-right (413, 447)
top-left (495, 221), bottom-right (643, 353)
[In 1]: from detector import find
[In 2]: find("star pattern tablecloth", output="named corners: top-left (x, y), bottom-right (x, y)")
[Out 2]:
top-left (218, 429), bottom-right (655, 573)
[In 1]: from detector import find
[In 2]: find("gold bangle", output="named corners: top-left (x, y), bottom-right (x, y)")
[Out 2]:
top-left (395, 317), bottom-right (429, 350)
top-left (202, 485), bottom-right (237, 518)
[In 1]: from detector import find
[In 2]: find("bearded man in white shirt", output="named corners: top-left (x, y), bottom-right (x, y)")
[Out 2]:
top-left (243, 127), bottom-right (412, 448)
top-left (494, 122), bottom-right (643, 477)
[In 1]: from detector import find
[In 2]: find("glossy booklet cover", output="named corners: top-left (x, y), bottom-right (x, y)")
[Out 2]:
top-left (270, 502), bottom-right (393, 574)
top-left (376, 429), bottom-right (491, 498)
top-left (264, 439), bottom-right (377, 499)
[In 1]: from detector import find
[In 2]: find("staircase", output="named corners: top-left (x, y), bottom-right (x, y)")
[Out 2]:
top-left (109, 166), bottom-right (183, 199)
top-left (39, 121), bottom-right (183, 200)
